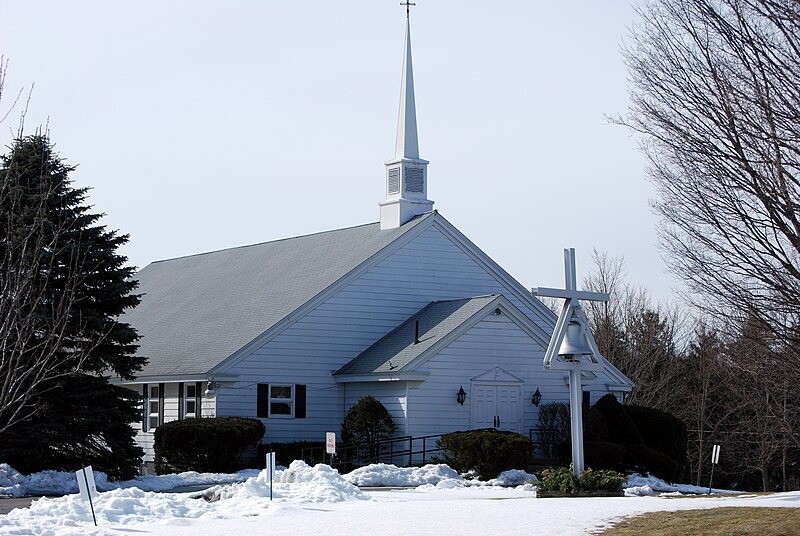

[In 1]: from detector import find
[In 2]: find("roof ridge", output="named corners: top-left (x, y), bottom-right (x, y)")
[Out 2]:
top-left (147, 214), bottom-right (440, 266)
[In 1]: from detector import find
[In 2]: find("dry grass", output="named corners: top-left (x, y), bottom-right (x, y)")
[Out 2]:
top-left (599, 507), bottom-right (800, 535)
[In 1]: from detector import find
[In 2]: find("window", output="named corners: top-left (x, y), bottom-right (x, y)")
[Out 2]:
top-left (143, 383), bottom-right (164, 431)
top-left (184, 383), bottom-right (197, 418)
top-left (269, 385), bottom-right (293, 417)
top-left (257, 384), bottom-right (306, 419)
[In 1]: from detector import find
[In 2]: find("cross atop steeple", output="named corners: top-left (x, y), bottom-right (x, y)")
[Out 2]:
top-left (400, 1), bottom-right (416, 17)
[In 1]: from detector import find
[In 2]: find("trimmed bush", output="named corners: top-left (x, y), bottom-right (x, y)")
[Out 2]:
top-left (154, 417), bottom-right (265, 474)
top-left (341, 396), bottom-right (396, 445)
top-left (539, 466), bottom-right (626, 494)
top-left (623, 443), bottom-right (681, 482)
top-left (625, 404), bottom-right (687, 470)
top-left (434, 429), bottom-right (533, 479)
top-left (585, 440), bottom-right (626, 471)
top-left (585, 394), bottom-right (643, 445)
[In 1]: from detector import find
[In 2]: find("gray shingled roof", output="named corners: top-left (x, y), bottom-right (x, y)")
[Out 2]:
top-left (334, 295), bottom-right (500, 376)
top-left (125, 213), bottom-right (433, 377)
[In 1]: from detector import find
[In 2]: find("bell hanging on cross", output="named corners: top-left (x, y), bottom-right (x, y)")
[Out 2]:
top-left (558, 320), bottom-right (593, 360)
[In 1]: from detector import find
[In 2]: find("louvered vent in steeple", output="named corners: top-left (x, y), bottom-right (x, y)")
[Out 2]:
top-left (388, 167), bottom-right (400, 194)
top-left (405, 168), bottom-right (424, 193)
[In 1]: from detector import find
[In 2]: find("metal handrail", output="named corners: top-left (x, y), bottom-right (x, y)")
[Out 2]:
top-left (301, 433), bottom-right (446, 468)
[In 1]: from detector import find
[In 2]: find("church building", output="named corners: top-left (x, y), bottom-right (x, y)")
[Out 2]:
top-left (117, 13), bottom-right (633, 465)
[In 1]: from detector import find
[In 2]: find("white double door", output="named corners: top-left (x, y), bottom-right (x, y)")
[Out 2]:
top-left (471, 382), bottom-right (522, 433)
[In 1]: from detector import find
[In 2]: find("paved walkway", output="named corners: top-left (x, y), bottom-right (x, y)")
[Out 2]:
top-left (0, 497), bottom-right (36, 515)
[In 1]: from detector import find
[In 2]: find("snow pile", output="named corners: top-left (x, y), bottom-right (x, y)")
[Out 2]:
top-left (344, 463), bottom-right (461, 487)
top-left (1, 487), bottom-right (213, 532)
top-left (0, 463), bottom-right (257, 497)
top-left (624, 473), bottom-right (739, 496)
top-left (486, 469), bottom-right (539, 487)
top-left (203, 461), bottom-right (371, 503)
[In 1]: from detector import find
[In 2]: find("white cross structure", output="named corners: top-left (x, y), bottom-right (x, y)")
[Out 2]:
top-left (533, 248), bottom-right (609, 477)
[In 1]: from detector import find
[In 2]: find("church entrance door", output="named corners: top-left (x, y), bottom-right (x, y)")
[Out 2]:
top-left (470, 382), bottom-right (521, 433)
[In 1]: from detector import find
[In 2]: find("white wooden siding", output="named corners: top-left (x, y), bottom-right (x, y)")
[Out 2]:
top-left (404, 314), bottom-right (621, 440)
top-left (215, 226), bottom-right (619, 447)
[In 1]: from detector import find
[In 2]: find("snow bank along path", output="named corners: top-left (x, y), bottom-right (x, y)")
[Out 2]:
top-left (1, 462), bottom-right (798, 536)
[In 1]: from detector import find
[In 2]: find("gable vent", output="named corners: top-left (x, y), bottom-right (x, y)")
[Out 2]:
top-left (405, 168), bottom-right (424, 193)
top-left (387, 167), bottom-right (400, 194)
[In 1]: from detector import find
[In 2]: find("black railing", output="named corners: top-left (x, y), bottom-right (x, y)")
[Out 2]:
top-left (302, 433), bottom-right (445, 469)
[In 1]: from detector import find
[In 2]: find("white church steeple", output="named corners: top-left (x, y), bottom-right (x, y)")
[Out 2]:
top-left (380, 7), bottom-right (433, 230)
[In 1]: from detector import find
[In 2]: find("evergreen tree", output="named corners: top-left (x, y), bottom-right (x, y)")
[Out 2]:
top-left (0, 135), bottom-right (144, 478)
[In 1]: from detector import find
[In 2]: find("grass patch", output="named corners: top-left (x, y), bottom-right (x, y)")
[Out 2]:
top-left (600, 507), bottom-right (800, 535)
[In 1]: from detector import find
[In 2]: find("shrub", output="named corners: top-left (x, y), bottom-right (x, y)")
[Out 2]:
top-left (625, 405), bottom-right (687, 470)
top-left (585, 394), bottom-right (643, 445)
top-left (585, 440), bottom-right (626, 471)
top-left (341, 396), bottom-right (396, 445)
top-left (154, 417), bottom-right (265, 474)
top-left (539, 466), bottom-right (626, 494)
top-left (539, 466), bottom-right (580, 493)
top-left (434, 429), bottom-right (533, 479)
top-left (623, 443), bottom-right (681, 483)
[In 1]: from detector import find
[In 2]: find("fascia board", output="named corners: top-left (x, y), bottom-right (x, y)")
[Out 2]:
top-left (431, 216), bottom-right (557, 329)
top-left (112, 373), bottom-right (238, 385)
top-left (209, 214), bottom-right (437, 375)
top-left (333, 372), bottom-right (430, 383)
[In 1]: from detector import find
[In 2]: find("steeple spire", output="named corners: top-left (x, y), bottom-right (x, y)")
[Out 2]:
top-left (380, 5), bottom-right (433, 230)
top-left (395, 14), bottom-right (419, 160)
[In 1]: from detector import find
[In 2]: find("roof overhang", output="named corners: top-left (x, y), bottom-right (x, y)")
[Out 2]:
top-left (333, 372), bottom-right (430, 383)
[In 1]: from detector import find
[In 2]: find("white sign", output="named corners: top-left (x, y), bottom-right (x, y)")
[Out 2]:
top-left (326, 432), bottom-right (336, 454)
top-left (75, 465), bottom-right (99, 526)
top-left (711, 444), bottom-right (721, 464)
top-left (265, 451), bottom-right (276, 474)
top-left (75, 465), bottom-right (99, 502)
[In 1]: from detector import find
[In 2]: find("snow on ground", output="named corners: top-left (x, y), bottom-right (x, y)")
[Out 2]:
top-left (0, 463), bottom-right (259, 497)
top-left (624, 473), bottom-right (741, 497)
top-left (1, 462), bottom-right (796, 536)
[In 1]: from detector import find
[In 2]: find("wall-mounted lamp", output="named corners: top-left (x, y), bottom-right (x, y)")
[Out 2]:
top-left (456, 386), bottom-right (466, 405)
top-left (531, 387), bottom-right (542, 407)
top-left (204, 381), bottom-right (216, 397)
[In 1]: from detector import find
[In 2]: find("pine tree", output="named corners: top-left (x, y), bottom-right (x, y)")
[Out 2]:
top-left (0, 135), bottom-right (144, 478)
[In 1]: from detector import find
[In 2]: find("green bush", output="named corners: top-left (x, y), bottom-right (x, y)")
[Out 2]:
top-left (154, 417), bottom-right (265, 474)
top-left (539, 466), bottom-right (580, 493)
top-left (540, 466), bottom-right (626, 494)
top-left (434, 429), bottom-right (533, 479)
top-left (341, 396), bottom-right (396, 445)
top-left (625, 405), bottom-right (687, 470)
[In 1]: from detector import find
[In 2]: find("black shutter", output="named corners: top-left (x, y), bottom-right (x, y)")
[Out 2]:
top-left (142, 384), bottom-right (148, 431)
top-left (178, 382), bottom-right (185, 419)
top-left (195, 382), bottom-right (202, 418)
top-left (295, 384), bottom-right (306, 419)
top-left (257, 383), bottom-right (269, 418)
top-left (158, 382), bottom-right (165, 425)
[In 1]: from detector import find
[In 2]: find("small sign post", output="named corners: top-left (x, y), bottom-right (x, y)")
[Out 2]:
top-left (326, 432), bottom-right (336, 466)
top-left (708, 444), bottom-right (721, 494)
top-left (75, 465), bottom-right (98, 526)
top-left (265, 450), bottom-right (276, 501)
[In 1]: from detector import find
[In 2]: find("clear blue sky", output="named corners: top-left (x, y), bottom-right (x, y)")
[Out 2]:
top-left (0, 1), bottom-right (680, 301)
